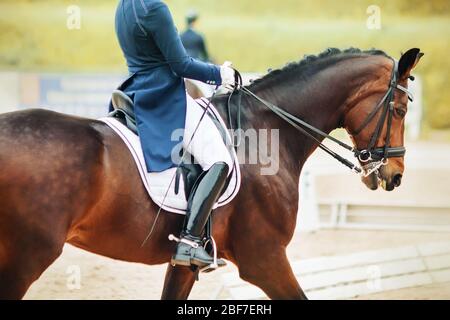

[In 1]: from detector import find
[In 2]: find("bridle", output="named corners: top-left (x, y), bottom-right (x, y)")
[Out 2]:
top-left (228, 58), bottom-right (413, 177)
top-left (349, 59), bottom-right (410, 163)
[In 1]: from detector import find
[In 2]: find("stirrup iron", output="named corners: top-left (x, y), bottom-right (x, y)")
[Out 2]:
top-left (199, 237), bottom-right (220, 273)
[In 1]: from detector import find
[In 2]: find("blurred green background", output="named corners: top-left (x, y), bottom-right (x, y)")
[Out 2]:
top-left (0, 0), bottom-right (449, 135)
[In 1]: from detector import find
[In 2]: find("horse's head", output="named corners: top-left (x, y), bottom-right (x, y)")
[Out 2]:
top-left (344, 48), bottom-right (424, 191)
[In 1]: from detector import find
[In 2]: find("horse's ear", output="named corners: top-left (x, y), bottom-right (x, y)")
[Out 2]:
top-left (398, 48), bottom-right (424, 79)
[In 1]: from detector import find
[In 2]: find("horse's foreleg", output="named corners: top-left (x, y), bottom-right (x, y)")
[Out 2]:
top-left (160, 264), bottom-right (197, 300)
top-left (236, 246), bottom-right (307, 300)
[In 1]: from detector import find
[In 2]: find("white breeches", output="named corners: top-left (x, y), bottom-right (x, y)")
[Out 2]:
top-left (183, 95), bottom-right (233, 174)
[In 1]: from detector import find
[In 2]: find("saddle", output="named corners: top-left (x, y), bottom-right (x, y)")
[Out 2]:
top-left (109, 90), bottom-right (138, 134)
top-left (108, 90), bottom-right (239, 205)
top-left (109, 90), bottom-right (205, 199)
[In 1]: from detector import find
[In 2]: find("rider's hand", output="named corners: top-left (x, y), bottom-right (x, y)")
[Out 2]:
top-left (220, 61), bottom-right (236, 91)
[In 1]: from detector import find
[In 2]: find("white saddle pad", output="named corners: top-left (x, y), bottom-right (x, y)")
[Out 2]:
top-left (99, 98), bottom-right (241, 215)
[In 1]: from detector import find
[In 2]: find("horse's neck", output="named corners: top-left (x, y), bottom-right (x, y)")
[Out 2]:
top-left (213, 61), bottom-right (362, 187)
top-left (246, 69), bottom-right (352, 170)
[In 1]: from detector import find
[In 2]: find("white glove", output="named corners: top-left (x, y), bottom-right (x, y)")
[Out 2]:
top-left (220, 61), bottom-right (235, 90)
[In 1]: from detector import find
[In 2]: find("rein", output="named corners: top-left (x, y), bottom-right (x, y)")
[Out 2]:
top-left (228, 59), bottom-right (412, 176)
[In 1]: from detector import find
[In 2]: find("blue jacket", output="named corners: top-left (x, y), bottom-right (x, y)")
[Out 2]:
top-left (111, 0), bottom-right (222, 172)
top-left (181, 28), bottom-right (210, 62)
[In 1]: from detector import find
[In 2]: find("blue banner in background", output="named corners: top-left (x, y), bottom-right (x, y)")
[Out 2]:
top-left (35, 74), bottom-right (126, 119)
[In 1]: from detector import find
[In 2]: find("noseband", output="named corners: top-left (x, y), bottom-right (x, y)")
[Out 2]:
top-left (228, 58), bottom-right (413, 176)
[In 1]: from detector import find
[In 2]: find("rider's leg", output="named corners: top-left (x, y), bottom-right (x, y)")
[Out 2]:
top-left (171, 161), bottom-right (229, 267)
top-left (171, 95), bottom-right (233, 267)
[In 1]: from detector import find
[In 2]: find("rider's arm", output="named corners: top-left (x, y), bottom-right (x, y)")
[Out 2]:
top-left (145, 2), bottom-right (222, 86)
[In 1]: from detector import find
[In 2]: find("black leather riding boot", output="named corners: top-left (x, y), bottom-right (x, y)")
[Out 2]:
top-left (171, 162), bottom-right (229, 268)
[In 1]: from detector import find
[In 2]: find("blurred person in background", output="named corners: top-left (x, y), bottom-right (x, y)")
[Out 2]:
top-left (181, 10), bottom-right (217, 97)
top-left (113, 0), bottom-right (235, 269)
top-left (181, 10), bottom-right (212, 63)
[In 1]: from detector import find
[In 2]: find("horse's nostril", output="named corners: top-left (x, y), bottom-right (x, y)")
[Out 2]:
top-left (393, 174), bottom-right (403, 187)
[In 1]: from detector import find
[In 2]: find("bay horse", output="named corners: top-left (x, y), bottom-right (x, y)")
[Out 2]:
top-left (0, 48), bottom-right (423, 300)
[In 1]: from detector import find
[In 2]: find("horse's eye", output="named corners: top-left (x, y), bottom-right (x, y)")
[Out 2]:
top-left (395, 107), bottom-right (406, 118)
